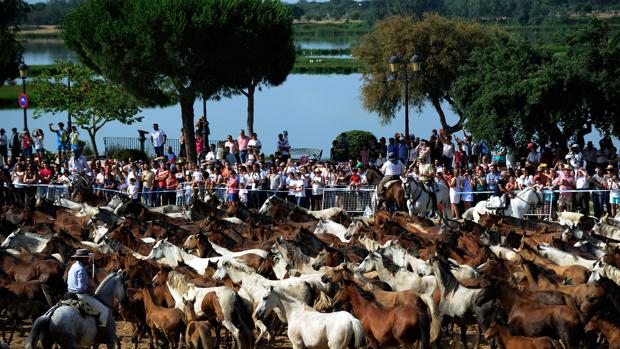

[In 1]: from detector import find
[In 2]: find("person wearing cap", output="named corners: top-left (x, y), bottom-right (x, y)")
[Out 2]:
top-left (377, 152), bottom-right (405, 200)
top-left (565, 144), bottom-right (583, 172)
top-left (526, 143), bottom-right (540, 165)
top-left (310, 167), bottom-right (324, 210)
top-left (489, 170), bottom-right (511, 209)
top-left (66, 249), bottom-right (109, 327)
top-left (417, 153), bottom-right (438, 214)
top-left (151, 123), bottom-right (167, 158)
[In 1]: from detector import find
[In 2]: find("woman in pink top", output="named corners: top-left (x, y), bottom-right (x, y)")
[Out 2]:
top-left (226, 170), bottom-right (239, 207)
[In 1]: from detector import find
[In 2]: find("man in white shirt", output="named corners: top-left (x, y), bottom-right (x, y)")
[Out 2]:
top-left (248, 133), bottom-right (262, 152)
top-left (68, 150), bottom-right (88, 174)
top-left (377, 152), bottom-right (405, 200)
top-left (127, 177), bottom-right (140, 202)
top-left (151, 123), bottom-right (167, 157)
top-left (565, 144), bottom-right (583, 172)
top-left (277, 132), bottom-right (291, 161)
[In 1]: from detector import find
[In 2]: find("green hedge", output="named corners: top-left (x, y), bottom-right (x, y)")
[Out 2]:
top-left (333, 130), bottom-right (376, 162)
top-left (106, 148), bottom-right (148, 162)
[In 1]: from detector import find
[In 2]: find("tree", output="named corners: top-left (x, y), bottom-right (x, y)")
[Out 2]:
top-left (354, 14), bottom-right (493, 134)
top-left (62, 0), bottom-right (288, 161)
top-left (452, 19), bottom-right (620, 149)
top-left (369, 0), bottom-right (445, 20)
top-left (226, 0), bottom-right (295, 136)
top-left (0, 0), bottom-right (28, 85)
top-left (31, 62), bottom-right (142, 158)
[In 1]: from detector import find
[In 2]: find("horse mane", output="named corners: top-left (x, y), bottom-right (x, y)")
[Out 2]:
top-left (521, 259), bottom-right (558, 284)
top-left (433, 257), bottom-right (461, 295)
top-left (167, 271), bottom-right (196, 295)
top-left (222, 259), bottom-right (256, 275)
top-left (353, 285), bottom-right (377, 302)
top-left (277, 239), bottom-right (312, 268)
top-left (373, 252), bottom-right (401, 274)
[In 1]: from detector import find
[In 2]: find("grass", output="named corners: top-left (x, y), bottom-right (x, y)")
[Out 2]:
top-left (292, 57), bottom-right (361, 74)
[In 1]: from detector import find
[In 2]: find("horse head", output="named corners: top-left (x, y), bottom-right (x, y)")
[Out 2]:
top-left (258, 195), bottom-right (276, 215)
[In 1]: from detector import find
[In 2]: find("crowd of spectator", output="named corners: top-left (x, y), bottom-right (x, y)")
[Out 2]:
top-left (0, 121), bottom-right (619, 219)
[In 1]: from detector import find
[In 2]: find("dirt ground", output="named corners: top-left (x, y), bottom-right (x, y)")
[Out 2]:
top-left (5, 319), bottom-right (490, 349)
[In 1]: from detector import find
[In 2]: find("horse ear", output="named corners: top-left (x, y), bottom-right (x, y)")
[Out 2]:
top-left (269, 286), bottom-right (274, 292)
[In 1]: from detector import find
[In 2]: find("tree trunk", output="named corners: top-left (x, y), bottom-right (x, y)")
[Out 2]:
top-left (432, 97), bottom-right (463, 134)
top-left (246, 83), bottom-right (255, 135)
top-left (88, 130), bottom-right (99, 159)
top-left (180, 92), bottom-right (197, 162)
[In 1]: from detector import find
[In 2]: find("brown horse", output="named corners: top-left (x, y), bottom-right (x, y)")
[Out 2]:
top-left (585, 314), bottom-right (620, 349)
top-left (332, 284), bottom-right (430, 349)
top-left (494, 280), bottom-right (583, 349)
top-left (484, 321), bottom-right (558, 349)
top-left (134, 287), bottom-right (186, 349)
top-left (375, 180), bottom-right (406, 212)
top-left (183, 297), bottom-right (213, 349)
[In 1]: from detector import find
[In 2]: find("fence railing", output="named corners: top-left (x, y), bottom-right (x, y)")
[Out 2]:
top-left (5, 183), bottom-right (613, 220)
top-left (103, 137), bottom-right (224, 158)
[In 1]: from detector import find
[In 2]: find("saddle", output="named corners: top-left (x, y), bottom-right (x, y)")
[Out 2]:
top-left (383, 179), bottom-right (401, 191)
top-left (59, 299), bottom-right (99, 317)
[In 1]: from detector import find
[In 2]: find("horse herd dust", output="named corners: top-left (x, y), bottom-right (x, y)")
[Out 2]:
top-left (2, 194), bottom-right (620, 349)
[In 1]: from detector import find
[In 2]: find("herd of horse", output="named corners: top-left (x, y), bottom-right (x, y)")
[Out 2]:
top-left (2, 191), bottom-right (620, 349)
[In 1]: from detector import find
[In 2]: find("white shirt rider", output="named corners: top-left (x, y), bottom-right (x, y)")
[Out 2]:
top-left (381, 159), bottom-right (405, 176)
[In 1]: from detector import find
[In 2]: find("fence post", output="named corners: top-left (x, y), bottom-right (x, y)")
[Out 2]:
top-left (138, 130), bottom-right (149, 153)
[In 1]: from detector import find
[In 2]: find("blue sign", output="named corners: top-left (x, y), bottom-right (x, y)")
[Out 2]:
top-left (18, 93), bottom-right (29, 109)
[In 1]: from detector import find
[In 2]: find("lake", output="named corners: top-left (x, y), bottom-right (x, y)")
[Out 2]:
top-left (5, 37), bottom-right (618, 156)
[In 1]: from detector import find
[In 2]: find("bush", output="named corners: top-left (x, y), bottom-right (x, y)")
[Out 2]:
top-left (107, 148), bottom-right (148, 162)
top-left (333, 130), bottom-right (376, 162)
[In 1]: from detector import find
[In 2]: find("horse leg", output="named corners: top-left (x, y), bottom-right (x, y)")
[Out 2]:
top-left (254, 319), bottom-right (272, 347)
top-left (474, 326), bottom-right (481, 349)
top-left (459, 322), bottom-right (468, 349)
top-left (221, 320), bottom-right (241, 349)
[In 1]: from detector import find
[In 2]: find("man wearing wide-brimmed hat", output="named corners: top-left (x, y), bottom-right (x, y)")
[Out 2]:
top-left (66, 249), bottom-right (109, 327)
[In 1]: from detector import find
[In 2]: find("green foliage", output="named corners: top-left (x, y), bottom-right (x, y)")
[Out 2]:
top-left (0, 0), bottom-right (28, 85)
top-left (334, 130), bottom-right (376, 161)
top-left (453, 19), bottom-right (620, 148)
top-left (30, 62), bottom-right (142, 157)
top-left (62, 0), bottom-right (295, 160)
top-left (106, 147), bottom-right (148, 162)
top-left (355, 14), bottom-right (493, 133)
top-left (22, 0), bottom-right (84, 25)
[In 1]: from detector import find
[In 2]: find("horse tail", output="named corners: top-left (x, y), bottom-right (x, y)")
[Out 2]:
top-left (350, 318), bottom-right (366, 349)
top-left (232, 294), bottom-right (254, 349)
top-left (27, 313), bottom-right (50, 349)
top-left (420, 294), bottom-right (441, 344)
top-left (417, 297), bottom-right (431, 349)
top-left (199, 325), bottom-right (212, 349)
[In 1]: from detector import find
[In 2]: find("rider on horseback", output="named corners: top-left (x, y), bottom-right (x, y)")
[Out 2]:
top-left (490, 171), bottom-right (511, 210)
top-left (417, 154), bottom-right (438, 214)
top-left (66, 249), bottom-right (108, 327)
top-left (377, 152), bottom-right (405, 201)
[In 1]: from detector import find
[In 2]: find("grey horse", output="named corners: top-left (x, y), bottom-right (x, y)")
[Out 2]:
top-left (27, 270), bottom-right (127, 349)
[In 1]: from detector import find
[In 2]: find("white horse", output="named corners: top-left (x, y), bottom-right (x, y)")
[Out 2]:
top-left (536, 243), bottom-right (597, 270)
top-left (166, 271), bottom-right (250, 349)
top-left (146, 239), bottom-right (223, 273)
top-left (357, 252), bottom-right (436, 294)
top-left (378, 240), bottom-right (432, 276)
top-left (463, 187), bottom-right (542, 223)
top-left (27, 271), bottom-right (126, 349)
top-left (271, 237), bottom-right (319, 275)
top-left (403, 178), bottom-right (452, 219)
top-left (254, 286), bottom-right (365, 349)
top-left (314, 219), bottom-right (351, 243)
top-left (1, 230), bottom-right (51, 253)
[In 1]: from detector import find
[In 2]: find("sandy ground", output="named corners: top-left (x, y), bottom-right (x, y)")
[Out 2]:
top-left (4, 318), bottom-right (489, 349)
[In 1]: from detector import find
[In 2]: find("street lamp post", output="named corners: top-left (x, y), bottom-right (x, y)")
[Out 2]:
top-left (389, 54), bottom-right (422, 140)
top-left (19, 63), bottom-right (29, 130)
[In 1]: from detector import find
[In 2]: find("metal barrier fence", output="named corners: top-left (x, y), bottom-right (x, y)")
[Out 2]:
top-left (6, 183), bottom-right (612, 220)
top-left (103, 137), bottom-right (224, 158)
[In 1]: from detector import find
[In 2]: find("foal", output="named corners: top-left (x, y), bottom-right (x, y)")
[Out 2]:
top-left (183, 298), bottom-right (213, 349)
top-left (585, 314), bottom-right (620, 349)
top-left (484, 322), bottom-right (557, 349)
top-left (135, 287), bottom-right (186, 349)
